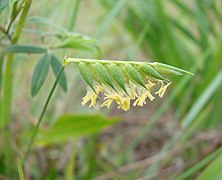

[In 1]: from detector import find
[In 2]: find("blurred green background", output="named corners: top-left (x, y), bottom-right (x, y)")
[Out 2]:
top-left (1, 0), bottom-right (222, 179)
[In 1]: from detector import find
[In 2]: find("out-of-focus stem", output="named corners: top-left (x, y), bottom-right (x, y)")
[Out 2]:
top-left (23, 66), bottom-right (65, 163)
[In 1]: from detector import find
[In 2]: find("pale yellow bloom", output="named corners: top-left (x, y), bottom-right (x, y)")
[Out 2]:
top-left (81, 86), bottom-right (104, 107)
top-left (133, 91), bottom-right (154, 106)
top-left (100, 98), bottom-right (113, 108)
top-left (101, 92), bottom-right (131, 111)
top-left (133, 82), bottom-right (155, 107)
top-left (117, 97), bottom-right (131, 111)
top-left (155, 82), bottom-right (172, 98)
top-left (128, 82), bottom-right (138, 100)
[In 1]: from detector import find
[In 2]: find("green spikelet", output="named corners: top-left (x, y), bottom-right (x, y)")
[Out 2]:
top-left (94, 62), bottom-right (117, 91)
top-left (124, 64), bottom-right (147, 89)
top-left (108, 63), bottom-right (129, 95)
top-left (140, 63), bottom-right (167, 81)
top-left (78, 62), bottom-right (97, 94)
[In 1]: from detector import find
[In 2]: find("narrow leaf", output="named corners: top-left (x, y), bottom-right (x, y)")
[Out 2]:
top-left (176, 146), bottom-right (222, 180)
top-left (108, 63), bottom-right (128, 94)
top-left (17, 158), bottom-right (24, 180)
top-left (94, 62), bottom-right (116, 91)
top-left (28, 16), bottom-right (67, 32)
top-left (79, 62), bottom-right (96, 93)
top-left (51, 54), bottom-right (67, 92)
top-left (140, 63), bottom-right (167, 81)
top-left (52, 34), bottom-right (99, 53)
top-left (3, 45), bottom-right (47, 54)
top-left (124, 64), bottom-right (146, 89)
top-left (31, 54), bottom-right (50, 97)
top-left (197, 153), bottom-right (222, 180)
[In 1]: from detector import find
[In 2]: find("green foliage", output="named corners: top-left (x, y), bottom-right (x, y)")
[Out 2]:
top-left (176, 146), bottom-right (222, 180)
top-left (31, 54), bottom-right (51, 97)
top-left (197, 153), bottom-right (222, 180)
top-left (3, 45), bottom-right (47, 54)
top-left (51, 54), bottom-right (67, 92)
top-left (17, 158), bottom-right (24, 180)
top-left (34, 114), bottom-right (119, 146)
top-left (1, 0), bottom-right (222, 179)
top-left (0, 0), bottom-right (8, 14)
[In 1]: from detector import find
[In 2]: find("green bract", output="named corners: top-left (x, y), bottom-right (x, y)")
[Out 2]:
top-left (140, 63), bottom-right (167, 82)
top-left (78, 62), bottom-right (97, 94)
top-left (108, 63), bottom-right (128, 95)
top-left (94, 62), bottom-right (117, 91)
top-left (124, 64), bottom-right (147, 89)
top-left (63, 57), bottom-right (194, 111)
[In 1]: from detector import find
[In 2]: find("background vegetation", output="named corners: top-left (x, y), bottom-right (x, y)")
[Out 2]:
top-left (0, 0), bottom-right (222, 179)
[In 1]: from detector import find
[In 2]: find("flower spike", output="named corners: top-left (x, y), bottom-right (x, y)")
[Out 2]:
top-left (64, 57), bottom-right (193, 111)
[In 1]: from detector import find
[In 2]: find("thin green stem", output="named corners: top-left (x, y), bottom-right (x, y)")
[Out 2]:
top-left (23, 66), bottom-right (65, 163)
top-left (64, 57), bottom-right (153, 65)
top-left (64, 57), bottom-right (194, 76)
top-left (1, 3), bottom-right (31, 174)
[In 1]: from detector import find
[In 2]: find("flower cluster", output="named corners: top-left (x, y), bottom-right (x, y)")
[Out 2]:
top-left (63, 57), bottom-right (193, 111)
top-left (81, 80), bottom-right (172, 111)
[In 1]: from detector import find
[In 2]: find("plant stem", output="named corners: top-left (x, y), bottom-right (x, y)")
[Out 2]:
top-left (64, 57), bottom-right (153, 65)
top-left (1, 0), bottom-right (31, 175)
top-left (0, 24), bottom-right (11, 40)
top-left (23, 66), bottom-right (65, 163)
top-left (68, 0), bottom-right (80, 31)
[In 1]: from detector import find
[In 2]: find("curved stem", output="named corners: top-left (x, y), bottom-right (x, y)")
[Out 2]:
top-left (23, 66), bottom-right (65, 163)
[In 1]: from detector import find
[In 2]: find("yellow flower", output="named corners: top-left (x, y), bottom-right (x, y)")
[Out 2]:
top-left (133, 82), bottom-right (155, 107)
top-left (101, 92), bottom-right (131, 111)
top-left (117, 97), bottom-right (131, 111)
top-left (100, 98), bottom-right (113, 108)
top-left (155, 82), bottom-right (172, 98)
top-left (128, 82), bottom-right (138, 100)
top-left (81, 86), bottom-right (104, 107)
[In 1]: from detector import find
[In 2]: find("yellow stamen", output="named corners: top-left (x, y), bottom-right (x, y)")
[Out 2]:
top-left (101, 92), bottom-right (131, 111)
top-left (81, 85), bottom-right (104, 107)
top-left (155, 82), bottom-right (172, 98)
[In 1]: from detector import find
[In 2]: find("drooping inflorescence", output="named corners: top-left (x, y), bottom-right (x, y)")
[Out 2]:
top-left (63, 58), bottom-right (194, 111)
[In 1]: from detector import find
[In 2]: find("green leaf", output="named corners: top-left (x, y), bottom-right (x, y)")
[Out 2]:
top-left (197, 153), bottom-right (222, 180)
top-left (140, 63), bottom-right (167, 81)
top-left (34, 114), bottom-right (119, 146)
top-left (182, 68), bottom-right (222, 129)
top-left (65, 151), bottom-right (75, 180)
top-left (3, 45), bottom-right (47, 54)
top-left (124, 64), bottom-right (146, 89)
top-left (94, 62), bottom-right (116, 91)
top-left (31, 54), bottom-right (50, 97)
top-left (52, 34), bottom-right (99, 53)
top-left (17, 158), bottom-right (24, 180)
top-left (78, 62), bottom-right (96, 93)
top-left (28, 16), bottom-right (67, 32)
top-left (176, 146), bottom-right (222, 180)
top-left (108, 63), bottom-right (128, 94)
top-left (152, 62), bottom-right (194, 76)
top-left (51, 54), bottom-right (67, 92)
